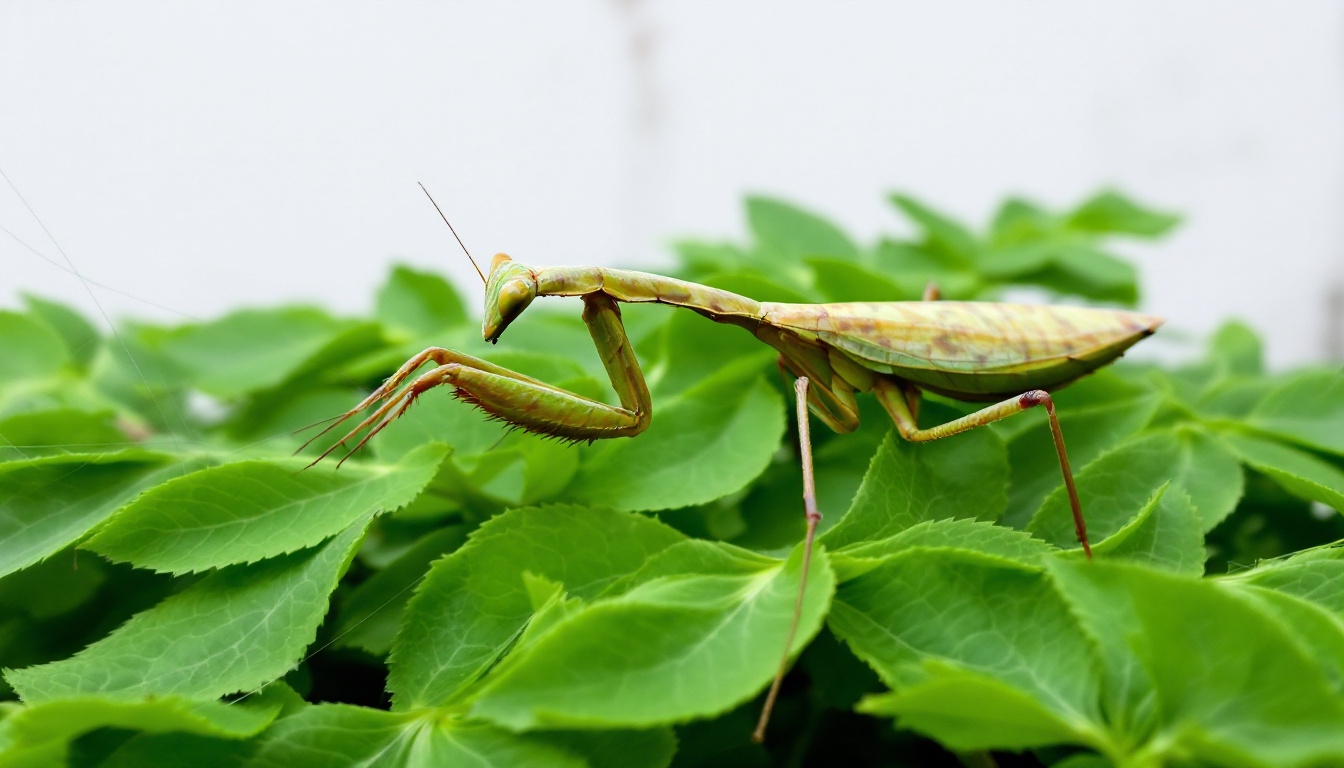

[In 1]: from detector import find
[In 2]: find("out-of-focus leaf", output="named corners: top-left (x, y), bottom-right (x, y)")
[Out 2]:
top-left (746, 196), bottom-right (858, 263)
top-left (888, 194), bottom-right (979, 266)
top-left (0, 310), bottom-right (68, 386)
top-left (388, 506), bottom-right (686, 708)
top-left (1209, 321), bottom-right (1263, 378)
top-left (6, 520), bottom-right (369, 702)
top-left (1063, 190), bottom-right (1181, 238)
top-left (0, 408), bottom-right (127, 462)
top-left (21, 294), bottom-right (100, 367)
top-left (375, 264), bottom-right (468, 335)
top-left (822, 428), bottom-right (1007, 551)
top-left (1036, 245), bottom-right (1139, 306)
top-left (672, 239), bottom-right (752, 277)
top-left (566, 363), bottom-right (785, 512)
top-left (86, 443), bottom-right (447, 574)
top-left (988, 198), bottom-right (1055, 247)
top-left (806, 258), bottom-right (911, 302)
top-left (158, 308), bottom-right (344, 398)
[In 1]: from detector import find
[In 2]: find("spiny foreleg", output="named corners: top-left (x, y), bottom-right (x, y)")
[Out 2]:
top-left (298, 347), bottom-right (545, 454)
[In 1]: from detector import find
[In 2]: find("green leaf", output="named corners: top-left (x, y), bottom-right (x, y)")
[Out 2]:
top-left (888, 194), bottom-right (979, 266)
top-left (86, 732), bottom-right (256, 768)
top-left (745, 196), bottom-right (858, 263)
top-left (821, 428), bottom-right (1007, 551)
top-left (0, 310), bottom-right (68, 386)
top-left (1088, 484), bottom-right (1205, 575)
top-left (1049, 559), bottom-right (1344, 768)
top-left (1221, 432), bottom-right (1344, 513)
top-left (0, 451), bottom-right (179, 579)
top-left (837, 517), bottom-right (1054, 571)
top-left (1029, 433), bottom-right (1181, 550)
top-left (654, 272), bottom-right (807, 396)
top-left (0, 690), bottom-right (286, 765)
top-left (375, 264), bottom-right (468, 335)
top-left (830, 549), bottom-right (1103, 752)
top-left (1234, 586), bottom-right (1344, 691)
top-left (334, 525), bottom-right (468, 655)
top-left (806, 258), bottom-right (911, 302)
top-left (0, 547), bottom-right (106, 620)
top-left (1063, 189), bottom-right (1181, 238)
top-left (0, 408), bottom-right (127, 462)
top-left (1038, 245), bottom-right (1139, 305)
top-left (1208, 321), bottom-right (1263, 377)
top-left (1001, 394), bottom-right (1158, 528)
top-left (1247, 370), bottom-right (1344, 456)
top-left (6, 519), bottom-right (369, 702)
top-left (388, 506), bottom-right (686, 708)
top-left (86, 443), bottom-right (448, 574)
top-left (856, 664), bottom-right (1088, 753)
top-left (469, 541), bottom-right (835, 729)
top-left (21, 294), bottom-right (100, 368)
top-left (1221, 546), bottom-right (1344, 616)
top-left (566, 364), bottom-right (785, 512)
top-left (158, 307), bottom-right (345, 398)
top-left (1170, 427), bottom-right (1244, 531)
top-left (988, 197), bottom-right (1055, 247)
top-left (248, 705), bottom-right (675, 768)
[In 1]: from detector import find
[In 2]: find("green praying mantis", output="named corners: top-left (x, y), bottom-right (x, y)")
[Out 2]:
top-left (304, 192), bottom-right (1163, 742)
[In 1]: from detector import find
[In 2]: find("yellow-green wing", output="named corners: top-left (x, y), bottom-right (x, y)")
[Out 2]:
top-left (761, 301), bottom-right (1163, 399)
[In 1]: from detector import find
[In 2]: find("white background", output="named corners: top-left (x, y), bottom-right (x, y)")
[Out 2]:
top-left (3, 2), bottom-right (1343, 367)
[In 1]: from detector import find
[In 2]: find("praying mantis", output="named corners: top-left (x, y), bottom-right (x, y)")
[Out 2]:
top-left (305, 197), bottom-right (1163, 742)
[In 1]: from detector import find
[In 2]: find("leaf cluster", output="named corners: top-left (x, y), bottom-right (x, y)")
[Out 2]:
top-left (2, 190), bottom-right (1343, 768)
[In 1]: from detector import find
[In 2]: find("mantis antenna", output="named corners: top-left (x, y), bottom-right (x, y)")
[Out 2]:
top-left (418, 182), bottom-right (486, 284)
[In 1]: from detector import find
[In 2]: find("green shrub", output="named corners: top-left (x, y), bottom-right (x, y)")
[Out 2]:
top-left (2, 190), bottom-right (1342, 767)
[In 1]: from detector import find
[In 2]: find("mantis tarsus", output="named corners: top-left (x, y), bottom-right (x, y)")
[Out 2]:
top-left (306, 217), bottom-right (1162, 742)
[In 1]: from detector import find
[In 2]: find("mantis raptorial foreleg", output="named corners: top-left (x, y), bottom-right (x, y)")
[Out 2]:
top-left (304, 293), bottom-right (652, 465)
top-left (873, 380), bottom-right (1091, 558)
top-left (753, 376), bottom-right (822, 743)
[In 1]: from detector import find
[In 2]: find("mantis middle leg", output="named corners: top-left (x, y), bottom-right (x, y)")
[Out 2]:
top-left (753, 376), bottom-right (822, 743)
top-left (305, 293), bottom-right (652, 464)
top-left (873, 379), bottom-right (1091, 558)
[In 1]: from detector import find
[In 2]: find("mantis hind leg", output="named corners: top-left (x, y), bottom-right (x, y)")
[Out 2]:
top-left (753, 376), bottom-right (823, 743)
top-left (873, 380), bottom-right (1091, 559)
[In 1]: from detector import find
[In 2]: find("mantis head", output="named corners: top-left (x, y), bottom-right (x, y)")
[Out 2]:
top-left (482, 253), bottom-right (537, 343)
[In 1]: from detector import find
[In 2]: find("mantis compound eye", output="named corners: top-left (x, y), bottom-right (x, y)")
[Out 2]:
top-left (483, 275), bottom-right (537, 342)
top-left (498, 279), bottom-right (534, 320)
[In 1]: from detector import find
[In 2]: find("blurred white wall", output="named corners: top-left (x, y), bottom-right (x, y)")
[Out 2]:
top-left (2, 1), bottom-right (1342, 367)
